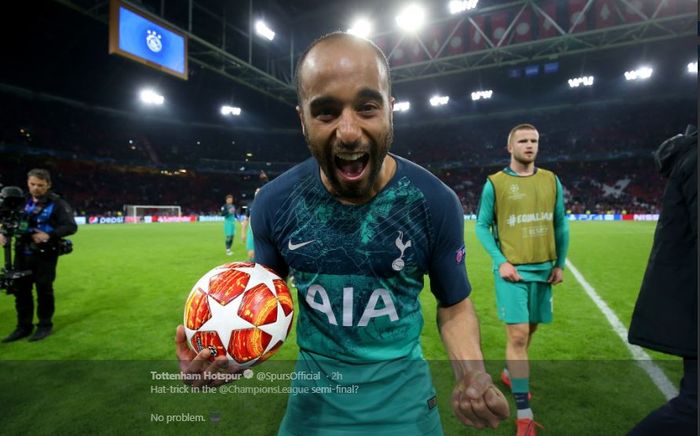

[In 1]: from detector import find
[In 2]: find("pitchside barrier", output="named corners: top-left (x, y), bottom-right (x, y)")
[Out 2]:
top-left (75, 214), bottom-right (241, 224)
top-left (72, 214), bottom-right (660, 225)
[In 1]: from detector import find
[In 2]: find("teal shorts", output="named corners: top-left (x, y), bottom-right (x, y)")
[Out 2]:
top-left (224, 220), bottom-right (235, 237)
top-left (494, 272), bottom-right (552, 324)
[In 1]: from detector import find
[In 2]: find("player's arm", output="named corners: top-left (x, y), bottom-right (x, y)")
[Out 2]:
top-left (250, 186), bottom-right (289, 278)
top-left (475, 181), bottom-right (521, 282)
top-left (240, 217), bottom-right (248, 240)
top-left (548, 177), bottom-right (570, 284)
top-left (438, 298), bottom-right (509, 428)
top-left (427, 187), bottom-right (508, 429)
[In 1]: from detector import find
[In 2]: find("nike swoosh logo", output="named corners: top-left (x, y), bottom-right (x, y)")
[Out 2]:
top-left (288, 239), bottom-right (316, 250)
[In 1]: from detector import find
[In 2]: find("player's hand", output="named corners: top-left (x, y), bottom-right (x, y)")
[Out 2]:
top-left (547, 267), bottom-right (564, 285)
top-left (31, 231), bottom-right (50, 244)
top-left (175, 325), bottom-right (243, 388)
top-left (498, 262), bottom-right (522, 282)
top-left (451, 370), bottom-right (509, 429)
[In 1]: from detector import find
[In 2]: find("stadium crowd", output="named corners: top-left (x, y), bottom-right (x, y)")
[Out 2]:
top-left (0, 93), bottom-right (693, 216)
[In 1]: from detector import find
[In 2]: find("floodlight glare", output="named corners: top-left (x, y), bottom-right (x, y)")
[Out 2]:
top-left (348, 18), bottom-right (372, 38)
top-left (624, 67), bottom-right (653, 81)
top-left (139, 89), bottom-right (164, 105)
top-left (255, 20), bottom-right (275, 41)
top-left (393, 101), bottom-right (411, 112)
top-left (567, 76), bottom-right (594, 88)
top-left (221, 105), bottom-right (242, 116)
top-left (449, 0), bottom-right (478, 14)
top-left (687, 61), bottom-right (698, 74)
top-left (471, 90), bottom-right (493, 101)
top-left (429, 95), bottom-right (449, 106)
top-left (396, 5), bottom-right (426, 32)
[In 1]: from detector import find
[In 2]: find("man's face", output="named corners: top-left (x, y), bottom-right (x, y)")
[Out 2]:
top-left (27, 176), bottom-right (50, 199)
top-left (297, 37), bottom-right (394, 202)
top-left (508, 128), bottom-right (539, 165)
top-left (225, 197), bottom-right (233, 205)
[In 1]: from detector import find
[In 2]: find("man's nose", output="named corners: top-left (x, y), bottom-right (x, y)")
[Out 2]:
top-left (336, 110), bottom-right (362, 146)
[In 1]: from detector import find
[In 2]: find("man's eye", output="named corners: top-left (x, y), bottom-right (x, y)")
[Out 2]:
top-left (316, 109), bottom-right (336, 120)
top-left (359, 104), bottom-right (378, 113)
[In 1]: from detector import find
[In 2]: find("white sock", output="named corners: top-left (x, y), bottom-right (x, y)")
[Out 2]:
top-left (517, 408), bottom-right (534, 420)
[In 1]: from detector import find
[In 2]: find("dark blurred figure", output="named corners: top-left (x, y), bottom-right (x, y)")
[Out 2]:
top-left (628, 125), bottom-right (697, 435)
top-left (1, 169), bottom-right (77, 342)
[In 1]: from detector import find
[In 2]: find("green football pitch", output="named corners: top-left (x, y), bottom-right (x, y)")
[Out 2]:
top-left (0, 221), bottom-right (681, 435)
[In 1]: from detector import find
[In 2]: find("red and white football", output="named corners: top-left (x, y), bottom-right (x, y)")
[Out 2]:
top-left (183, 262), bottom-right (293, 366)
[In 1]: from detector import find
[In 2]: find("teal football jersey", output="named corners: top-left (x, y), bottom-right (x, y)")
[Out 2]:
top-left (252, 155), bottom-right (471, 433)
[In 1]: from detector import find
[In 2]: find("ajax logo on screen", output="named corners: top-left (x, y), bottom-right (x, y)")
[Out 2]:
top-left (146, 30), bottom-right (163, 53)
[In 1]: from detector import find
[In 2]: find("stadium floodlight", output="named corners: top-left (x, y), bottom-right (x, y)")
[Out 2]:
top-left (396, 5), bottom-right (426, 32)
top-left (393, 101), bottom-right (411, 112)
top-left (470, 90), bottom-right (493, 101)
top-left (348, 18), bottom-right (372, 38)
top-left (687, 61), bottom-right (698, 74)
top-left (624, 67), bottom-right (653, 81)
top-left (221, 105), bottom-right (242, 116)
top-left (255, 20), bottom-right (275, 41)
top-left (139, 88), bottom-right (164, 105)
top-left (429, 95), bottom-right (449, 106)
top-left (449, 0), bottom-right (478, 14)
top-left (567, 76), bottom-right (594, 88)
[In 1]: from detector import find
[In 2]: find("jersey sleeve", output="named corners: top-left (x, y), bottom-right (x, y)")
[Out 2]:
top-left (426, 186), bottom-right (471, 306)
top-left (475, 181), bottom-right (508, 267)
top-left (250, 186), bottom-right (289, 278)
top-left (553, 176), bottom-right (570, 269)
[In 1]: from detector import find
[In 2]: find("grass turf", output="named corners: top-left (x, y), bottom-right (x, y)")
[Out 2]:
top-left (0, 221), bottom-right (681, 435)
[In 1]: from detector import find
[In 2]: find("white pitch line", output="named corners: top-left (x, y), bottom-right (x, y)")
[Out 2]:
top-left (566, 259), bottom-right (678, 401)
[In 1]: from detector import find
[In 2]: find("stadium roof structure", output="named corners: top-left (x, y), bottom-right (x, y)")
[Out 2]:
top-left (54, 0), bottom-right (696, 106)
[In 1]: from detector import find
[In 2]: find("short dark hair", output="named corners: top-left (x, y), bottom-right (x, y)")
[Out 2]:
top-left (225, 194), bottom-right (234, 200)
top-left (295, 32), bottom-right (392, 105)
top-left (507, 123), bottom-right (538, 145)
top-left (27, 168), bottom-right (51, 184)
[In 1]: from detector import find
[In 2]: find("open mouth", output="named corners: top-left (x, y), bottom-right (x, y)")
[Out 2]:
top-left (334, 152), bottom-right (369, 180)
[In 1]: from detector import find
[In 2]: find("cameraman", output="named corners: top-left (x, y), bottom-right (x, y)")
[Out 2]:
top-left (0, 169), bottom-right (77, 342)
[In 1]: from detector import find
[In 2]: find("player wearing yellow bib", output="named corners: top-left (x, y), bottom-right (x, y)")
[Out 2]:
top-left (475, 124), bottom-right (570, 436)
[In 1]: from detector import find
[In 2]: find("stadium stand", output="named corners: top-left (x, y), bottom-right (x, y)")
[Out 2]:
top-left (0, 92), bottom-right (693, 216)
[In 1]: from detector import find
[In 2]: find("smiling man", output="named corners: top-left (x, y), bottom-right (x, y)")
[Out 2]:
top-left (475, 124), bottom-right (570, 436)
top-left (176, 32), bottom-right (508, 434)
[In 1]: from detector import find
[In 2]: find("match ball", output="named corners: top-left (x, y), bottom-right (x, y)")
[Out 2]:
top-left (183, 262), bottom-right (294, 366)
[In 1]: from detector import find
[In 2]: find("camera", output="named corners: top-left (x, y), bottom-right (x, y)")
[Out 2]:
top-left (0, 186), bottom-right (26, 232)
top-left (0, 185), bottom-right (32, 292)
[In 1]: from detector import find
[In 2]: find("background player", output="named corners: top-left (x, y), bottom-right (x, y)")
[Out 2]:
top-left (475, 124), bottom-right (569, 435)
top-left (220, 194), bottom-right (236, 256)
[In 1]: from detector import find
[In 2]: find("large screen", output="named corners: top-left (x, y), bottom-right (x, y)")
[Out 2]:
top-left (109, 0), bottom-right (188, 80)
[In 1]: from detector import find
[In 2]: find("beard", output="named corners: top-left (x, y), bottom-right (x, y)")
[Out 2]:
top-left (304, 126), bottom-right (393, 201)
top-left (513, 150), bottom-right (537, 165)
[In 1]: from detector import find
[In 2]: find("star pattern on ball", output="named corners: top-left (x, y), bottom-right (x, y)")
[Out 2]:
top-left (198, 294), bottom-right (254, 352)
top-left (258, 300), bottom-right (294, 354)
top-left (233, 263), bottom-right (283, 297)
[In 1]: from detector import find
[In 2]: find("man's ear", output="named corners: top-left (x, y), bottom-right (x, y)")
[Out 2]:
top-left (296, 105), bottom-right (306, 136)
